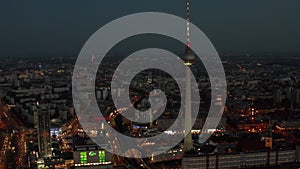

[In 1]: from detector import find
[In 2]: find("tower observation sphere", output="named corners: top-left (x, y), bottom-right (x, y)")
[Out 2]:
top-left (184, 46), bottom-right (195, 66)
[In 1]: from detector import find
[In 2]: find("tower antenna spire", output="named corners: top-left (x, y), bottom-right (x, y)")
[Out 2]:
top-left (186, 0), bottom-right (191, 48)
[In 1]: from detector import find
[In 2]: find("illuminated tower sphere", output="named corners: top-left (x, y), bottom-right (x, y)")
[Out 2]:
top-left (184, 46), bottom-right (195, 66)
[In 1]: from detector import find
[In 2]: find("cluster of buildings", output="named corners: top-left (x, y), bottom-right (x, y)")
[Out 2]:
top-left (0, 54), bottom-right (300, 169)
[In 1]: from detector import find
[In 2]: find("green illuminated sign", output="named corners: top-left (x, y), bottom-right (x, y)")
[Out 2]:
top-left (99, 150), bottom-right (105, 162)
top-left (79, 150), bottom-right (106, 164)
top-left (80, 152), bottom-right (87, 164)
top-left (89, 151), bottom-right (97, 157)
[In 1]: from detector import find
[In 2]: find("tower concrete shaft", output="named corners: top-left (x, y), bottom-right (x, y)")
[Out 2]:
top-left (183, 65), bottom-right (194, 152)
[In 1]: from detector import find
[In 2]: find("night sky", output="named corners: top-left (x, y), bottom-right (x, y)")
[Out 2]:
top-left (0, 0), bottom-right (300, 57)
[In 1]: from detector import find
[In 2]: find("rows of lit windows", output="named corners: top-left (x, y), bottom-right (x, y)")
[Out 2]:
top-left (183, 150), bottom-right (297, 169)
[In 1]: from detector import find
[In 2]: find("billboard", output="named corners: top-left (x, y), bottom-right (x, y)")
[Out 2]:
top-left (74, 149), bottom-right (112, 166)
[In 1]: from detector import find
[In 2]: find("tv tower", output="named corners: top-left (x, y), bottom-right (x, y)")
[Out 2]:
top-left (183, 0), bottom-right (195, 152)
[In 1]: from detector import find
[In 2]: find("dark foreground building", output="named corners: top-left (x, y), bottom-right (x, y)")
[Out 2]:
top-left (183, 147), bottom-right (300, 169)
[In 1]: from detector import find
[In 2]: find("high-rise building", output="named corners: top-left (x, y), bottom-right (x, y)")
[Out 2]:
top-left (273, 88), bottom-right (282, 104)
top-left (295, 89), bottom-right (300, 105)
top-left (37, 102), bottom-right (51, 157)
